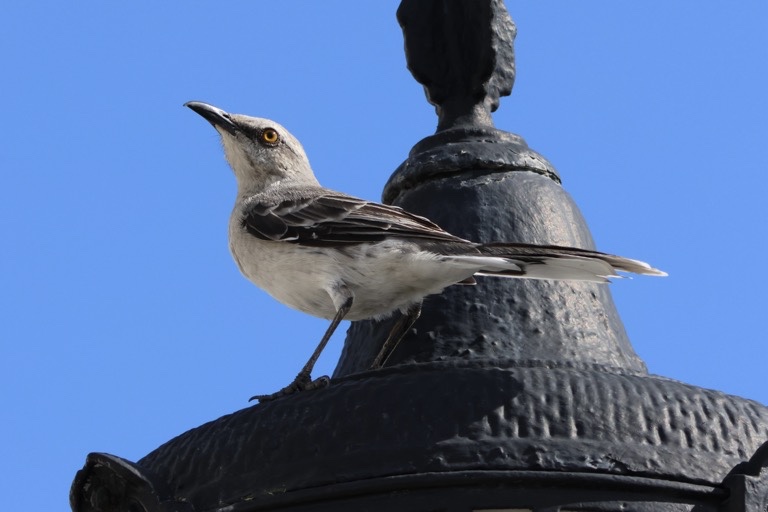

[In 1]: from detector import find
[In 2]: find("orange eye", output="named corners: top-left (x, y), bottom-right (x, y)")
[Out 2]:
top-left (260, 128), bottom-right (279, 145)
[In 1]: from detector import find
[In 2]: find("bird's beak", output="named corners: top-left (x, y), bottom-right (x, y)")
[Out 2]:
top-left (184, 101), bottom-right (238, 135)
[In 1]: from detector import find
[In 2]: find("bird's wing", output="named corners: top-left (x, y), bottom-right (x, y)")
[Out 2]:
top-left (241, 192), bottom-right (470, 246)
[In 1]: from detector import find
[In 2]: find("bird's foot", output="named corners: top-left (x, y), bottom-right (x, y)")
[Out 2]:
top-left (249, 372), bottom-right (330, 403)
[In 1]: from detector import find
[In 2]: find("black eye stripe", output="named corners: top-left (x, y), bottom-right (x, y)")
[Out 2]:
top-left (241, 126), bottom-right (262, 139)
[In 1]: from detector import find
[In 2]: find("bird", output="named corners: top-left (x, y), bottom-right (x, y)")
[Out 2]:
top-left (184, 101), bottom-right (666, 402)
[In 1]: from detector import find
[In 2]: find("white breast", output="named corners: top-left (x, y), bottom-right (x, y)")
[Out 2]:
top-left (228, 220), bottom-right (475, 321)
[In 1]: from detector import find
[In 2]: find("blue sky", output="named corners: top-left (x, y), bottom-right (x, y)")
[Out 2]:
top-left (2, 2), bottom-right (767, 510)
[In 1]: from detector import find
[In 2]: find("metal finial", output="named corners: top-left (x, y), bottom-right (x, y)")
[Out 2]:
top-left (397, 0), bottom-right (516, 131)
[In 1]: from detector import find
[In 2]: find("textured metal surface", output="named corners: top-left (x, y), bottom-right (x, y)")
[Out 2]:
top-left (129, 364), bottom-right (767, 510)
top-left (168, 471), bottom-right (727, 512)
top-left (721, 442), bottom-right (768, 512)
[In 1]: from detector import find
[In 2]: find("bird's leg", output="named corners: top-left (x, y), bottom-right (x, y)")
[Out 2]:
top-left (369, 302), bottom-right (422, 370)
top-left (251, 294), bottom-right (353, 403)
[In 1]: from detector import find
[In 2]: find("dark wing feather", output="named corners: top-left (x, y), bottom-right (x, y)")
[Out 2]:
top-left (241, 193), bottom-right (469, 246)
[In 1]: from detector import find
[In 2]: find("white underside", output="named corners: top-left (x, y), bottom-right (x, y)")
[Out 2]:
top-left (230, 235), bottom-right (476, 320)
top-left (229, 221), bottom-right (612, 321)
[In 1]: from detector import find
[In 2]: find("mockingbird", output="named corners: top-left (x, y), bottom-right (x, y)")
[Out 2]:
top-left (185, 101), bottom-right (665, 402)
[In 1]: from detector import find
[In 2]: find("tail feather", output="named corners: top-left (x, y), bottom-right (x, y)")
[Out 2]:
top-left (473, 242), bottom-right (666, 282)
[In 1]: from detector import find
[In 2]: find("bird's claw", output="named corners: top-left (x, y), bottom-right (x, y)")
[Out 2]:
top-left (250, 373), bottom-right (330, 403)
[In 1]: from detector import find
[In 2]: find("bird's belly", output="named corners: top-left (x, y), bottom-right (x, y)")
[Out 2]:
top-left (230, 237), bottom-right (474, 321)
top-left (339, 252), bottom-right (462, 320)
top-left (230, 238), bottom-right (343, 319)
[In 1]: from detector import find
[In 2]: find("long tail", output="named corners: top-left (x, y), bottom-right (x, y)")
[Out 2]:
top-left (455, 242), bottom-right (666, 283)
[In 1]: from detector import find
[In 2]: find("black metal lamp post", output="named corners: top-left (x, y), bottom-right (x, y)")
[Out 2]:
top-left (71, 2), bottom-right (768, 511)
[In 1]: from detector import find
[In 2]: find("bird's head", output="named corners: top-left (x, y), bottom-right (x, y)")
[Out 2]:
top-left (185, 101), bottom-right (317, 193)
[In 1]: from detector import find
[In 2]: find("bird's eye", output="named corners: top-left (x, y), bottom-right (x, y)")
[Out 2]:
top-left (260, 128), bottom-right (280, 146)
